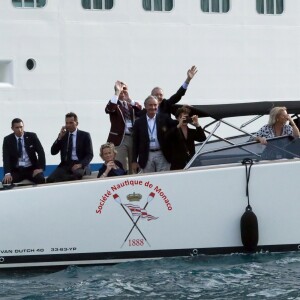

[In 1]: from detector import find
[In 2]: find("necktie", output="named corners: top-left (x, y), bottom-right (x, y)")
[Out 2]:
top-left (18, 138), bottom-right (22, 158)
top-left (67, 133), bottom-right (73, 161)
top-left (122, 101), bottom-right (131, 121)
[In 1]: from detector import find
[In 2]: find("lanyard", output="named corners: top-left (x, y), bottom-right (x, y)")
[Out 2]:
top-left (148, 120), bottom-right (156, 139)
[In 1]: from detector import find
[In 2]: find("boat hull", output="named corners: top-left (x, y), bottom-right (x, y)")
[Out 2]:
top-left (0, 158), bottom-right (300, 268)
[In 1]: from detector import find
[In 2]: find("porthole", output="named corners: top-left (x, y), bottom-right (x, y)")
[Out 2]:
top-left (26, 58), bottom-right (36, 71)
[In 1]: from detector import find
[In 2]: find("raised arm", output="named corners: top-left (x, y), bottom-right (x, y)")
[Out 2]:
top-left (288, 115), bottom-right (300, 138)
top-left (185, 65), bottom-right (198, 84)
top-left (167, 65), bottom-right (198, 107)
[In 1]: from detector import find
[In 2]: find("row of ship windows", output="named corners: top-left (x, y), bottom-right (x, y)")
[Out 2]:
top-left (12, 0), bottom-right (284, 15)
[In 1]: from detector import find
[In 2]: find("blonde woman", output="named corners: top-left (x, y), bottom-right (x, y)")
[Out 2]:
top-left (254, 107), bottom-right (300, 145)
top-left (97, 143), bottom-right (126, 178)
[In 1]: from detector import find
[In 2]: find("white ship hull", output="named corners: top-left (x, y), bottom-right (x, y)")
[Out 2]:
top-left (0, 157), bottom-right (299, 268)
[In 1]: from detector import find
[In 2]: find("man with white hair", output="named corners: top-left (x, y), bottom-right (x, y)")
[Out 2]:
top-left (132, 95), bottom-right (176, 174)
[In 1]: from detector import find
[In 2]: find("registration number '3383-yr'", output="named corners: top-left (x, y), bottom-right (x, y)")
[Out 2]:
top-left (51, 247), bottom-right (77, 252)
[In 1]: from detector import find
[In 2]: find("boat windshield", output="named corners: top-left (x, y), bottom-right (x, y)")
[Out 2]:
top-left (190, 136), bottom-right (300, 168)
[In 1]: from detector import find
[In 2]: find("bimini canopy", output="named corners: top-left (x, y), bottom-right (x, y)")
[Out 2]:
top-left (172, 101), bottom-right (300, 120)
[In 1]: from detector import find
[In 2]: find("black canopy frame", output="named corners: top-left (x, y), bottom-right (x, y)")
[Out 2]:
top-left (172, 101), bottom-right (300, 120)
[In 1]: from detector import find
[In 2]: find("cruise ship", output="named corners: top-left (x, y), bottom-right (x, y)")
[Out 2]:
top-left (0, 0), bottom-right (296, 173)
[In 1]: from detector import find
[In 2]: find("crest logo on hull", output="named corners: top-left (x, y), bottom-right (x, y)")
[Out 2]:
top-left (95, 179), bottom-right (172, 248)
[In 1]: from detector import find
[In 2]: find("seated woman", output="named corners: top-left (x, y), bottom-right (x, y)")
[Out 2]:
top-left (254, 107), bottom-right (300, 145)
top-left (166, 106), bottom-right (206, 170)
top-left (97, 143), bottom-right (127, 178)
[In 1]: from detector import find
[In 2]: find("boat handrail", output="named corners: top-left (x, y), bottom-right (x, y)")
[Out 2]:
top-left (187, 135), bottom-right (300, 168)
top-left (240, 115), bottom-right (264, 129)
top-left (185, 120), bottom-right (221, 169)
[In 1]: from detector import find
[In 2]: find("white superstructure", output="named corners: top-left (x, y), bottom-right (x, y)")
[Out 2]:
top-left (0, 0), bottom-right (299, 171)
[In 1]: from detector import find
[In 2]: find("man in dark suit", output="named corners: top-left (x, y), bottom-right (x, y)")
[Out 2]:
top-left (105, 80), bottom-right (142, 174)
top-left (2, 118), bottom-right (46, 184)
top-left (132, 96), bottom-right (177, 173)
top-left (151, 65), bottom-right (198, 116)
top-left (47, 112), bottom-right (94, 183)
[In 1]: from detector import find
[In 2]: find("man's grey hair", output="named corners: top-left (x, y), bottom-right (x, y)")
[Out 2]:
top-left (151, 87), bottom-right (163, 95)
top-left (144, 95), bottom-right (158, 106)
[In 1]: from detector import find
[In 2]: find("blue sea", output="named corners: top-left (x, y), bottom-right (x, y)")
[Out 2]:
top-left (1, 252), bottom-right (300, 299)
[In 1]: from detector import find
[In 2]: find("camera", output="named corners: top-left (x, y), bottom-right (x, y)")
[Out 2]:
top-left (183, 117), bottom-right (193, 123)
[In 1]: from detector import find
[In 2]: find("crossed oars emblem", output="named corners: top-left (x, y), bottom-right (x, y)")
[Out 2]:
top-left (113, 192), bottom-right (156, 248)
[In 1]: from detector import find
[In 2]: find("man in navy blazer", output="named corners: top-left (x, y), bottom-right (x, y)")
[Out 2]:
top-left (47, 112), bottom-right (94, 183)
top-left (132, 96), bottom-right (177, 173)
top-left (2, 118), bottom-right (46, 184)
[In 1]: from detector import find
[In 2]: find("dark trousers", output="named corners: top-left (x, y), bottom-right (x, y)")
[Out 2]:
top-left (11, 167), bottom-right (45, 184)
top-left (47, 161), bottom-right (86, 183)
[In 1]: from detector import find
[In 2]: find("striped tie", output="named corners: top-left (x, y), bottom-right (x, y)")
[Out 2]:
top-left (122, 102), bottom-right (131, 121)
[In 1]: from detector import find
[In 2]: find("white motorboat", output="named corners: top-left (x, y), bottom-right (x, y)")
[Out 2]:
top-left (1, 100), bottom-right (300, 269)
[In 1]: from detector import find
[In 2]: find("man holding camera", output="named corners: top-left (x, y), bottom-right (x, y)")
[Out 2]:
top-left (105, 81), bottom-right (142, 174)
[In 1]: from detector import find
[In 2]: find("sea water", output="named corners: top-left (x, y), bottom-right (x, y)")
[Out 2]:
top-left (1, 252), bottom-right (300, 299)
